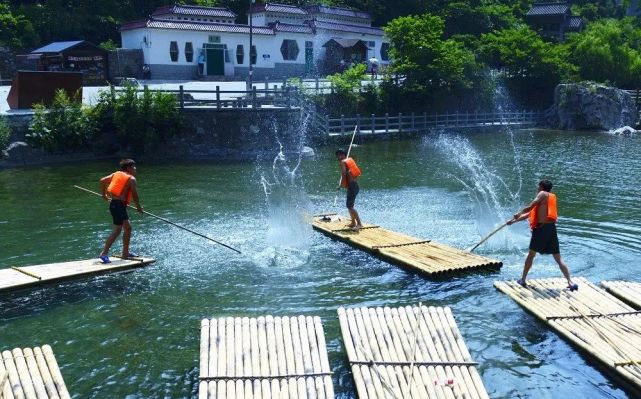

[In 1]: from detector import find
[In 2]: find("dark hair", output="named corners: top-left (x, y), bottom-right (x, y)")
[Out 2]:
top-left (119, 158), bottom-right (136, 170)
top-left (335, 149), bottom-right (347, 156)
top-left (539, 179), bottom-right (553, 192)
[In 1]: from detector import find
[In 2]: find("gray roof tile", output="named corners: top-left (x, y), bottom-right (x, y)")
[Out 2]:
top-left (527, 2), bottom-right (570, 16)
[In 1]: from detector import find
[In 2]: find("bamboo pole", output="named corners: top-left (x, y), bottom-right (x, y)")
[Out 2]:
top-left (73, 185), bottom-right (241, 254)
top-left (41, 346), bottom-right (69, 399)
top-left (11, 349), bottom-right (35, 399)
top-left (234, 317), bottom-right (244, 399)
top-left (199, 319), bottom-right (209, 399)
top-left (241, 317), bottom-right (253, 399)
top-left (280, 317), bottom-right (298, 399)
top-left (2, 350), bottom-right (23, 399)
top-left (249, 318), bottom-right (262, 398)
top-left (21, 348), bottom-right (46, 399)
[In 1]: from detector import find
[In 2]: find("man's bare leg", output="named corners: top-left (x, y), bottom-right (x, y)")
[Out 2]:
top-left (349, 208), bottom-right (363, 230)
top-left (121, 220), bottom-right (132, 258)
top-left (553, 253), bottom-right (574, 286)
top-left (100, 225), bottom-right (122, 257)
top-left (519, 250), bottom-right (537, 286)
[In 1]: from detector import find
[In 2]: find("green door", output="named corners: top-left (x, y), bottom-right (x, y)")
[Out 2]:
top-left (206, 48), bottom-right (224, 76)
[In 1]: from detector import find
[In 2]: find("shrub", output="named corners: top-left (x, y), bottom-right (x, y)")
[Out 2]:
top-left (27, 90), bottom-right (98, 153)
top-left (0, 115), bottom-right (10, 156)
top-left (93, 83), bottom-right (181, 154)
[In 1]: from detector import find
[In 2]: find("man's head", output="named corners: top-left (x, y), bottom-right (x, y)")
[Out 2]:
top-left (538, 179), bottom-right (553, 192)
top-left (120, 158), bottom-right (137, 175)
top-left (335, 149), bottom-right (347, 160)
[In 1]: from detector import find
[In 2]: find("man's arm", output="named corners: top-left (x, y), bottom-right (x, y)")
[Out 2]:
top-left (337, 160), bottom-right (349, 189)
top-left (99, 174), bottom-right (114, 201)
top-left (508, 192), bottom-right (545, 224)
top-left (128, 177), bottom-right (144, 213)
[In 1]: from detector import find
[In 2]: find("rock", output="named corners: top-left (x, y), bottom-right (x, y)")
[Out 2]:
top-left (610, 125), bottom-right (638, 135)
top-left (301, 146), bottom-right (315, 158)
top-left (545, 83), bottom-right (637, 131)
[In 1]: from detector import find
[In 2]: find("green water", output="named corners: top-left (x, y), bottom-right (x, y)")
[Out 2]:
top-left (1, 129), bottom-right (640, 398)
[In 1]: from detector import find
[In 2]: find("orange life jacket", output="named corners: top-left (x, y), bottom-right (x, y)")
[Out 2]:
top-left (529, 193), bottom-right (557, 229)
top-left (108, 171), bottom-right (133, 204)
top-left (340, 157), bottom-right (362, 187)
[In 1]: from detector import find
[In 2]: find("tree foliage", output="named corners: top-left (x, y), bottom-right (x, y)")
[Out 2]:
top-left (566, 18), bottom-right (641, 87)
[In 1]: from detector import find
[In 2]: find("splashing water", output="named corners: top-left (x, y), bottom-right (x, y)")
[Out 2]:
top-left (434, 134), bottom-right (524, 251)
top-left (254, 120), bottom-right (313, 268)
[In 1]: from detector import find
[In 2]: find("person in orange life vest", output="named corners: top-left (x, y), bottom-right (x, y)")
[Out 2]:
top-left (507, 179), bottom-right (578, 291)
top-left (97, 159), bottom-right (144, 263)
top-left (336, 149), bottom-right (363, 231)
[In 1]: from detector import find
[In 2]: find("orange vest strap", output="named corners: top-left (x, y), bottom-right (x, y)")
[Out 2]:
top-left (340, 158), bottom-right (362, 187)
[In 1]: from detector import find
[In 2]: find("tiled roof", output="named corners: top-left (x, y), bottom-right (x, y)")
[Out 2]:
top-left (122, 18), bottom-right (274, 35)
top-left (152, 4), bottom-right (237, 18)
top-left (271, 22), bottom-right (314, 34)
top-left (527, 2), bottom-right (569, 16)
top-left (313, 20), bottom-right (383, 36)
top-left (567, 16), bottom-right (583, 29)
top-left (250, 3), bottom-right (308, 15)
top-left (31, 41), bottom-right (86, 53)
top-left (305, 5), bottom-right (370, 20)
top-left (323, 38), bottom-right (365, 48)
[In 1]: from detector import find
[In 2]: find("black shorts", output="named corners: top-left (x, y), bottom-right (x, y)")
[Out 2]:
top-left (109, 199), bottom-right (129, 226)
top-left (529, 223), bottom-right (560, 254)
top-left (346, 181), bottom-right (359, 208)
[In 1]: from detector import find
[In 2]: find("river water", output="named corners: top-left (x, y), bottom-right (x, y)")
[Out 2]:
top-left (1, 129), bottom-right (640, 398)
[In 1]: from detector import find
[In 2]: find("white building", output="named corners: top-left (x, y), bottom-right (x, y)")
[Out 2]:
top-left (120, 3), bottom-right (389, 80)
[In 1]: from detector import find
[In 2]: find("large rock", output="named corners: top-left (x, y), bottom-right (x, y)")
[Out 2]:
top-left (545, 83), bottom-right (637, 130)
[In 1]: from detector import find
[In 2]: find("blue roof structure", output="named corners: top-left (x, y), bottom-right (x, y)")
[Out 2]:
top-left (30, 41), bottom-right (86, 54)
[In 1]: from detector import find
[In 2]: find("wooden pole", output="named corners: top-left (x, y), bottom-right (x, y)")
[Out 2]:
top-left (74, 185), bottom-right (241, 254)
top-left (468, 221), bottom-right (508, 252)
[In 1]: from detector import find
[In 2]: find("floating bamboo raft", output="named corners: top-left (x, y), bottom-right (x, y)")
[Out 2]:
top-left (312, 214), bottom-right (501, 275)
top-left (495, 277), bottom-right (641, 396)
top-left (602, 281), bottom-right (641, 309)
top-left (199, 315), bottom-right (334, 399)
top-left (0, 345), bottom-right (70, 399)
top-left (0, 256), bottom-right (155, 294)
top-left (337, 305), bottom-right (489, 399)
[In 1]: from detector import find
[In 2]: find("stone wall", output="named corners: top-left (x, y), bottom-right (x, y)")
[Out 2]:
top-left (108, 49), bottom-right (144, 81)
top-left (1, 107), bottom-right (305, 167)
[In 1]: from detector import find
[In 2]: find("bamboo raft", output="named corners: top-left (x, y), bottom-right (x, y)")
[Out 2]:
top-left (337, 305), bottom-right (489, 399)
top-left (0, 256), bottom-right (155, 294)
top-left (312, 214), bottom-right (502, 275)
top-left (495, 277), bottom-right (641, 395)
top-left (199, 315), bottom-right (334, 399)
top-left (1, 345), bottom-right (70, 399)
top-left (601, 281), bottom-right (641, 309)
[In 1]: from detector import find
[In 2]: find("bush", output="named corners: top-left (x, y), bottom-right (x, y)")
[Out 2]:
top-left (93, 84), bottom-right (181, 154)
top-left (27, 90), bottom-right (98, 153)
top-left (0, 115), bottom-right (10, 156)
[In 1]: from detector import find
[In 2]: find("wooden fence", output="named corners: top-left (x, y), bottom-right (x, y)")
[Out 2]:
top-left (323, 111), bottom-right (543, 136)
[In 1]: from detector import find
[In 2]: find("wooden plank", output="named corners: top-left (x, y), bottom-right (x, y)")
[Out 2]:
top-left (602, 281), bottom-right (641, 309)
top-left (338, 305), bottom-right (489, 399)
top-left (0, 257), bottom-right (155, 294)
top-left (496, 277), bottom-right (641, 396)
top-left (312, 215), bottom-right (501, 276)
top-left (199, 315), bottom-right (334, 399)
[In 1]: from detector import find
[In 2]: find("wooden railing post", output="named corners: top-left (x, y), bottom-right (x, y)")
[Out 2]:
top-left (371, 114), bottom-right (375, 134)
top-left (315, 77), bottom-right (320, 94)
top-left (216, 86), bottom-right (220, 109)
top-left (411, 112), bottom-right (415, 130)
top-left (398, 113), bottom-right (402, 133)
top-left (265, 78), bottom-right (268, 91)
top-left (385, 113), bottom-right (389, 134)
top-left (253, 86), bottom-right (258, 108)
top-left (179, 85), bottom-right (184, 109)
top-left (285, 86), bottom-right (290, 108)
top-left (423, 112), bottom-right (427, 129)
top-left (341, 114), bottom-right (345, 134)
top-left (356, 114), bottom-right (361, 133)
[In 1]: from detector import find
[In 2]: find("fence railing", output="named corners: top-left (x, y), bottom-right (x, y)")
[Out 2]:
top-left (325, 111), bottom-right (543, 135)
top-left (113, 85), bottom-right (303, 109)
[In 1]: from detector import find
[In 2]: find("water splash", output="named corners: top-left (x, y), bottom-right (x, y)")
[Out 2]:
top-left (254, 120), bottom-right (313, 268)
top-left (434, 133), bottom-right (524, 251)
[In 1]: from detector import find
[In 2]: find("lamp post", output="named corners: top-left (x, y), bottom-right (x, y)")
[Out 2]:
top-left (248, 0), bottom-right (255, 91)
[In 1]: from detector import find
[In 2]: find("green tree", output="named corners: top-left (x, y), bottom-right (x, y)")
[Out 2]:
top-left (480, 25), bottom-right (577, 105)
top-left (0, 1), bottom-right (38, 49)
top-left (566, 18), bottom-right (641, 87)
